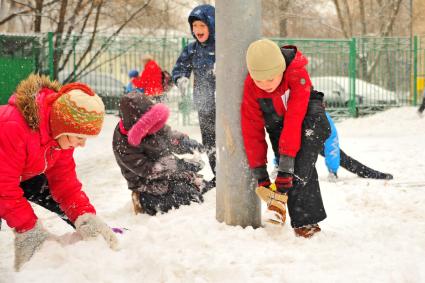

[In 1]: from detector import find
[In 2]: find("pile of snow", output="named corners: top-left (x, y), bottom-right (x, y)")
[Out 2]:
top-left (1, 107), bottom-right (424, 283)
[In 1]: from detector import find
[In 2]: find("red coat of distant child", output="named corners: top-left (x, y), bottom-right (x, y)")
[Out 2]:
top-left (133, 54), bottom-right (163, 97)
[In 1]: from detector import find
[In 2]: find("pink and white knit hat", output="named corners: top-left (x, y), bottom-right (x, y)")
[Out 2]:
top-left (50, 82), bottom-right (105, 139)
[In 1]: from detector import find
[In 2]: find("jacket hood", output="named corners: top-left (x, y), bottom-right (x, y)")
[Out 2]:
top-left (188, 4), bottom-right (215, 44)
top-left (282, 45), bottom-right (308, 70)
top-left (12, 74), bottom-right (62, 130)
top-left (120, 91), bottom-right (155, 130)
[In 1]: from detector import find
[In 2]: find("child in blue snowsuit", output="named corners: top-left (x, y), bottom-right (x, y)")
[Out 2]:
top-left (321, 112), bottom-right (393, 180)
top-left (272, 112), bottom-right (393, 180)
top-left (125, 69), bottom-right (143, 94)
top-left (172, 4), bottom-right (216, 185)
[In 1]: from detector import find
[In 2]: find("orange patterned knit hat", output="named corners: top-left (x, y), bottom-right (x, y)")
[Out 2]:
top-left (50, 82), bottom-right (105, 139)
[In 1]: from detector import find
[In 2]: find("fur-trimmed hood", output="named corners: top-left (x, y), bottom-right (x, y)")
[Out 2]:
top-left (119, 92), bottom-right (170, 146)
top-left (12, 74), bottom-right (62, 130)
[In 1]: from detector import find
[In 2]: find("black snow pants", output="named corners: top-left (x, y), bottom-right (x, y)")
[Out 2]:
top-left (419, 95), bottom-right (425, 114)
top-left (139, 179), bottom-right (204, 216)
top-left (338, 149), bottom-right (391, 179)
top-left (21, 174), bottom-right (74, 228)
top-left (262, 90), bottom-right (331, 228)
top-left (198, 109), bottom-right (216, 177)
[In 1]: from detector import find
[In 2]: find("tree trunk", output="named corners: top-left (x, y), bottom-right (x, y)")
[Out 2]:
top-left (279, 0), bottom-right (290, 37)
top-left (34, 0), bottom-right (44, 32)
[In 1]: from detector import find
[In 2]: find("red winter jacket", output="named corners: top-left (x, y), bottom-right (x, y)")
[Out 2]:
top-left (0, 78), bottom-right (96, 233)
top-left (241, 47), bottom-right (312, 169)
top-left (135, 60), bottom-right (164, 96)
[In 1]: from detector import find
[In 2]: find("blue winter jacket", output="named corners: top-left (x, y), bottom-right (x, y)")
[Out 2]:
top-left (324, 112), bottom-right (340, 174)
top-left (172, 4), bottom-right (215, 112)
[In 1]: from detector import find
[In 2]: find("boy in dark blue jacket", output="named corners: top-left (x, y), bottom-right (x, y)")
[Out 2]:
top-left (172, 4), bottom-right (216, 185)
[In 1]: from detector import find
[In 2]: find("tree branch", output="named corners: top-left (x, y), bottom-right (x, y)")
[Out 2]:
top-left (0, 7), bottom-right (31, 26)
top-left (341, 0), bottom-right (353, 36)
top-left (359, 0), bottom-right (366, 35)
top-left (73, 0), bottom-right (152, 78)
top-left (34, 0), bottom-right (44, 32)
top-left (332, 0), bottom-right (351, 38)
top-left (366, 0), bottom-right (403, 79)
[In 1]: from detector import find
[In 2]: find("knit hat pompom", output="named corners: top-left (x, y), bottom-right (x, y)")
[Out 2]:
top-left (246, 38), bottom-right (286, 81)
top-left (50, 82), bottom-right (105, 139)
top-left (141, 54), bottom-right (153, 62)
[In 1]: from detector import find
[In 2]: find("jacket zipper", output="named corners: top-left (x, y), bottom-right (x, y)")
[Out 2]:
top-left (41, 146), bottom-right (50, 174)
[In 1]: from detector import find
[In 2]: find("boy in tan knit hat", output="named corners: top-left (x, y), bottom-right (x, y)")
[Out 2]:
top-left (241, 39), bottom-right (331, 238)
top-left (0, 75), bottom-right (117, 271)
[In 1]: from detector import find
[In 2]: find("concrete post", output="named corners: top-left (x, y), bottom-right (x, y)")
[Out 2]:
top-left (216, 0), bottom-right (262, 228)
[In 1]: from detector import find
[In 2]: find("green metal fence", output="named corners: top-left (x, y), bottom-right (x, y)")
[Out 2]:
top-left (0, 32), bottom-right (197, 125)
top-left (0, 34), bottom-right (40, 104)
top-left (0, 33), bottom-right (422, 120)
top-left (273, 37), bottom-right (414, 117)
top-left (416, 36), bottom-right (425, 107)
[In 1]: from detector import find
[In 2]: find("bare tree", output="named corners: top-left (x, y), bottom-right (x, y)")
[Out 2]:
top-left (262, 0), bottom-right (341, 38)
top-left (278, 0), bottom-right (291, 37)
top-left (333, 0), bottom-right (404, 38)
top-left (0, 0), bottom-right (158, 80)
top-left (332, 0), bottom-right (405, 81)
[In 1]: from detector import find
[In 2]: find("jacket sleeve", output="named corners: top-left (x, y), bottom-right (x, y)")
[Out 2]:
top-left (114, 148), bottom-right (155, 179)
top-left (45, 149), bottom-right (96, 223)
top-left (172, 45), bottom-right (193, 83)
top-left (168, 128), bottom-right (195, 155)
top-left (324, 112), bottom-right (340, 173)
top-left (0, 121), bottom-right (37, 233)
top-left (241, 77), bottom-right (268, 169)
top-left (279, 67), bottom-right (311, 157)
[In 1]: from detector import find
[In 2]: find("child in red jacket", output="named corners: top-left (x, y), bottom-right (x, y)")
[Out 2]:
top-left (134, 54), bottom-right (164, 102)
top-left (241, 39), bottom-right (331, 238)
top-left (0, 74), bottom-right (117, 270)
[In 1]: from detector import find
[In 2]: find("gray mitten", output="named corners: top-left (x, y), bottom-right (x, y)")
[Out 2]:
top-left (177, 77), bottom-right (190, 96)
top-left (14, 220), bottom-right (55, 271)
top-left (75, 213), bottom-right (118, 250)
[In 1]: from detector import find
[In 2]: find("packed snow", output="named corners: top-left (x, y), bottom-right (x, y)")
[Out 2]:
top-left (1, 106), bottom-right (424, 283)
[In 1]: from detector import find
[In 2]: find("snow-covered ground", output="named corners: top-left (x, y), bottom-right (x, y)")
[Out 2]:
top-left (1, 107), bottom-right (425, 283)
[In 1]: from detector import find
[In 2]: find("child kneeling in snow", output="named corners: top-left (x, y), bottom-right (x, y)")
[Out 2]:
top-left (113, 92), bottom-right (211, 216)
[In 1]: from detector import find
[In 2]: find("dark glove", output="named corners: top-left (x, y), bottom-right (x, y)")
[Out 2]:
top-left (252, 165), bottom-right (271, 188)
top-left (275, 171), bottom-right (293, 194)
top-left (257, 176), bottom-right (271, 188)
top-left (180, 136), bottom-right (204, 153)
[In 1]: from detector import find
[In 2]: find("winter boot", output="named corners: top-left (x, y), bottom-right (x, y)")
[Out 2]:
top-left (256, 184), bottom-right (288, 225)
top-left (131, 191), bottom-right (144, 215)
top-left (294, 224), bottom-right (321, 238)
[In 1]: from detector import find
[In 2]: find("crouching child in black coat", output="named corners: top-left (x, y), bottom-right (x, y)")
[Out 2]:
top-left (113, 92), bottom-right (211, 216)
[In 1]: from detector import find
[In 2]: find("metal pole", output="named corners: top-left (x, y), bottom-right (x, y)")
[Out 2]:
top-left (410, 0), bottom-right (413, 40)
top-left (216, 0), bottom-right (262, 228)
top-left (349, 37), bottom-right (357, 117)
top-left (48, 32), bottom-right (54, 80)
top-left (413, 35), bottom-right (418, 106)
